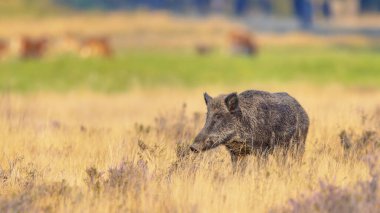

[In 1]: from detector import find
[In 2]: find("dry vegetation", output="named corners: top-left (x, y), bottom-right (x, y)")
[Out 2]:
top-left (0, 11), bottom-right (379, 213)
top-left (0, 85), bottom-right (379, 212)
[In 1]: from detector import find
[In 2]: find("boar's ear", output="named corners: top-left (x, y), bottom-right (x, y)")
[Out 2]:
top-left (204, 92), bottom-right (212, 105)
top-left (225, 92), bottom-right (239, 113)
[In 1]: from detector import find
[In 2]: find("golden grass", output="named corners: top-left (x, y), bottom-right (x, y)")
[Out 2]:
top-left (0, 84), bottom-right (379, 212)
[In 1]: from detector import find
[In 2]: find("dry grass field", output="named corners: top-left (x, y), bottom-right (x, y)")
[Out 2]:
top-left (1, 85), bottom-right (380, 213)
top-left (0, 12), bottom-right (379, 213)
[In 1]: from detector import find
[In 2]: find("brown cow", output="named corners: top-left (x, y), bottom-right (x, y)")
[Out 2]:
top-left (79, 37), bottom-right (112, 58)
top-left (228, 30), bottom-right (258, 56)
top-left (10, 36), bottom-right (49, 58)
top-left (0, 39), bottom-right (8, 59)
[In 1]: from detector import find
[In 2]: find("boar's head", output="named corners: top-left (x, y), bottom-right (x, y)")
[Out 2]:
top-left (190, 92), bottom-right (242, 153)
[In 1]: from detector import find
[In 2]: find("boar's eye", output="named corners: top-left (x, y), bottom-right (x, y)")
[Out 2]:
top-left (214, 114), bottom-right (222, 120)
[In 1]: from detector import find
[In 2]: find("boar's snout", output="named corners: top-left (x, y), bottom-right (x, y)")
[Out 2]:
top-left (190, 144), bottom-right (201, 153)
top-left (190, 135), bottom-right (204, 153)
top-left (190, 132), bottom-right (211, 153)
top-left (190, 133), bottom-right (206, 153)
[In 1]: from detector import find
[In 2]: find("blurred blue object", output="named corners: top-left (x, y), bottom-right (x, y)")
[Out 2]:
top-left (322, 0), bottom-right (331, 19)
top-left (259, 0), bottom-right (272, 15)
top-left (293, 0), bottom-right (313, 29)
top-left (235, 0), bottom-right (248, 16)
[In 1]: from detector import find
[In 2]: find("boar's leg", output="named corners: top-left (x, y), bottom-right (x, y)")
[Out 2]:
top-left (277, 142), bottom-right (305, 165)
top-left (289, 134), bottom-right (306, 162)
top-left (230, 153), bottom-right (247, 173)
top-left (256, 149), bottom-right (271, 165)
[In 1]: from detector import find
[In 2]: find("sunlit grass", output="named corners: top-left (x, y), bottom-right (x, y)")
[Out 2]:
top-left (1, 46), bottom-right (380, 92)
top-left (0, 86), bottom-right (379, 212)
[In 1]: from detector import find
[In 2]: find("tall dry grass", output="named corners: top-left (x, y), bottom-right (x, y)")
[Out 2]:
top-left (0, 85), bottom-right (379, 212)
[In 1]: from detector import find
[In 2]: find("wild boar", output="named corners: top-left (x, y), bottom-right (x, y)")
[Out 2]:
top-left (190, 90), bottom-right (309, 169)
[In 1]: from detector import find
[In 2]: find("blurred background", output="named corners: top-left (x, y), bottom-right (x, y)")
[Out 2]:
top-left (0, 0), bottom-right (379, 91)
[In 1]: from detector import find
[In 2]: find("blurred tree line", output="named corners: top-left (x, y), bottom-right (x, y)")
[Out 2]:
top-left (54, 0), bottom-right (380, 15)
top-left (53, 0), bottom-right (380, 29)
top-left (0, 0), bottom-right (55, 15)
top-left (53, 0), bottom-right (296, 15)
top-left (2, 0), bottom-right (379, 28)
top-left (2, 0), bottom-right (379, 17)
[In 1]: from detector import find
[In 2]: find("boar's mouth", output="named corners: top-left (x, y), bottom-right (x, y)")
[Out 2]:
top-left (189, 142), bottom-right (206, 153)
top-left (190, 145), bottom-right (200, 153)
top-left (190, 132), bottom-right (236, 153)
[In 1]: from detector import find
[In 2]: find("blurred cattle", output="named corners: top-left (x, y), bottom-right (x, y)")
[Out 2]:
top-left (228, 30), bottom-right (257, 56)
top-left (56, 33), bottom-right (82, 54)
top-left (10, 36), bottom-right (49, 58)
top-left (79, 37), bottom-right (113, 58)
top-left (194, 43), bottom-right (214, 55)
top-left (0, 39), bottom-right (8, 59)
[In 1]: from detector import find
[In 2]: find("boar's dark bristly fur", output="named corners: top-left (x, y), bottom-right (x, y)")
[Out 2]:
top-left (190, 90), bottom-right (309, 168)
